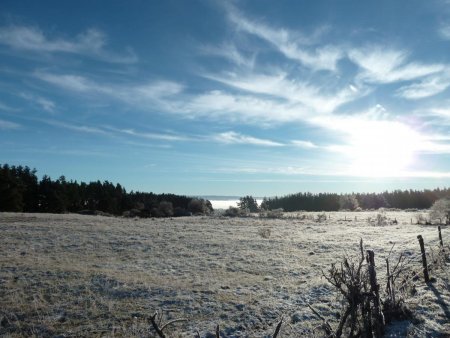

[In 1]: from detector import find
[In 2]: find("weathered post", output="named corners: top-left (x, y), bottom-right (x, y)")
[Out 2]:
top-left (417, 235), bottom-right (430, 283)
top-left (366, 250), bottom-right (384, 337)
top-left (438, 226), bottom-right (444, 249)
top-left (385, 258), bottom-right (395, 305)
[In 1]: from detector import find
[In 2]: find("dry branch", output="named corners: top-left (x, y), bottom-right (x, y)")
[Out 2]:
top-left (308, 304), bottom-right (333, 336)
top-left (149, 311), bottom-right (187, 338)
top-left (272, 318), bottom-right (283, 338)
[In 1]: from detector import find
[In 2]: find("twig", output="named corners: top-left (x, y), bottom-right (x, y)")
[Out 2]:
top-left (150, 312), bottom-right (165, 338)
top-left (160, 318), bottom-right (188, 331)
top-left (308, 304), bottom-right (333, 336)
top-left (149, 311), bottom-right (187, 338)
top-left (272, 317), bottom-right (283, 338)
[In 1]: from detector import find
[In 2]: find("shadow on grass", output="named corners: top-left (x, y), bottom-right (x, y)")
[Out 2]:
top-left (429, 283), bottom-right (450, 320)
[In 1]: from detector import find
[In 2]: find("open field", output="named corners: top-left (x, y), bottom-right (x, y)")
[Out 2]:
top-left (0, 212), bottom-right (449, 337)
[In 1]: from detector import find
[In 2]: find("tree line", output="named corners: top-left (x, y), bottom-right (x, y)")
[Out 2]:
top-left (259, 188), bottom-right (450, 212)
top-left (0, 164), bottom-right (212, 217)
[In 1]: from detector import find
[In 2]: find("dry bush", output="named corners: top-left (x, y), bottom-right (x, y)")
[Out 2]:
top-left (415, 213), bottom-right (429, 225)
top-left (368, 210), bottom-right (390, 226)
top-left (316, 213), bottom-right (327, 222)
top-left (258, 227), bottom-right (271, 239)
top-left (259, 208), bottom-right (284, 219)
top-left (429, 198), bottom-right (450, 224)
top-left (224, 206), bottom-right (247, 217)
top-left (314, 240), bottom-right (413, 338)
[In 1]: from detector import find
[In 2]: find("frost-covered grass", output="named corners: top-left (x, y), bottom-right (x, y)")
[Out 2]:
top-left (0, 212), bottom-right (448, 337)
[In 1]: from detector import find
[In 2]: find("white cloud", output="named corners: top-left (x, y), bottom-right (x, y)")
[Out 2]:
top-left (0, 25), bottom-right (137, 63)
top-left (105, 126), bottom-right (190, 142)
top-left (203, 71), bottom-right (362, 114)
top-left (348, 46), bottom-right (445, 84)
top-left (35, 72), bottom-right (93, 92)
top-left (439, 23), bottom-right (450, 39)
top-left (291, 140), bottom-right (317, 148)
top-left (200, 43), bottom-right (255, 68)
top-left (184, 90), bottom-right (305, 124)
top-left (0, 101), bottom-right (19, 112)
top-left (214, 131), bottom-right (283, 147)
top-left (35, 71), bottom-right (184, 107)
top-left (226, 6), bottom-right (342, 71)
top-left (396, 73), bottom-right (450, 99)
top-left (20, 93), bottom-right (56, 113)
top-left (428, 108), bottom-right (450, 120)
top-left (42, 119), bottom-right (109, 135)
top-left (0, 119), bottom-right (21, 130)
top-left (131, 81), bottom-right (185, 100)
top-left (41, 118), bottom-right (196, 144)
top-left (217, 165), bottom-right (311, 175)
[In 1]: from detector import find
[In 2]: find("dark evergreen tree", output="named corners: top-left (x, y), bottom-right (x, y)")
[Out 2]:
top-left (238, 195), bottom-right (259, 212)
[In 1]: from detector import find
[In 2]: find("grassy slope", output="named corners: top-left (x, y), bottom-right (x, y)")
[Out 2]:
top-left (0, 212), bottom-right (448, 337)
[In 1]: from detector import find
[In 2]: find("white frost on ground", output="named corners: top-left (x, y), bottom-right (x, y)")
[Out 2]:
top-left (0, 211), bottom-right (448, 337)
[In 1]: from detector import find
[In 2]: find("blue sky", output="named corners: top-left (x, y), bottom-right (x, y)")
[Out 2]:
top-left (1, 0), bottom-right (450, 196)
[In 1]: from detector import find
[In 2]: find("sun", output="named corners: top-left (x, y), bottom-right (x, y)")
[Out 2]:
top-left (345, 121), bottom-right (420, 177)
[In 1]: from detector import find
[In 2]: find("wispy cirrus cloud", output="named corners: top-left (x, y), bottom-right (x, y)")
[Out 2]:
top-left (35, 71), bottom-right (307, 124)
top-left (415, 106), bottom-right (450, 126)
top-left (203, 71), bottom-right (363, 113)
top-left (42, 118), bottom-right (191, 143)
top-left (105, 126), bottom-right (191, 142)
top-left (438, 22), bottom-right (450, 39)
top-left (348, 46), bottom-right (445, 84)
top-left (35, 71), bottom-right (184, 106)
top-left (0, 118), bottom-right (21, 130)
top-left (214, 131), bottom-right (283, 147)
top-left (40, 117), bottom-right (284, 149)
top-left (291, 140), bottom-right (318, 149)
top-left (183, 90), bottom-right (305, 124)
top-left (0, 101), bottom-right (20, 112)
top-left (42, 119), bottom-right (109, 135)
top-left (200, 43), bottom-right (256, 69)
top-left (35, 71), bottom-right (94, 92)
top-left (0, 25), bottom-right (137, 63)
top-left (20, 93), bottom-right (56, 113)
top-left (226, 5), bottom-right (342, 71)
top-left (396, 72), bottom-right (450, 99)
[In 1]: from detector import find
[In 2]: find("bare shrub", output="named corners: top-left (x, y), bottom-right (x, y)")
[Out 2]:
top-left (368, 210), bottom-right (389, 226)
top-left (316, 212), bottom-right (327, 222)
top-left (258, 227), bottom-right (271, 239)
top-left (188, 198), bottom-right (212, 215)
top-left (415, 213), bottom-right (429, 225)
top-left (316, 240), bottom-right (412, 338)
top-left (260, 208), bottom-right (284, 219)
top-left (429, 198), bottom-right (450, 224)
top-left (339, 194), bottom-right (360, 211)
top-left (158, 201), bottom-right (174, 217)
top-left (173, 207), bottom-right (191, 217)
top-left (224, 206), bottom-right (246, 217)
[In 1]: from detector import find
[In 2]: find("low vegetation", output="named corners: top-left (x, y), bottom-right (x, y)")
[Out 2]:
top-left (0, 211), bottom-right (448, 337)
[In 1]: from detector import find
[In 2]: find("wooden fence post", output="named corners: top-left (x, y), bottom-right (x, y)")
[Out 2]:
top-left (385, 258), bottom-right (395, 305)
top-left (366, 250), bottom-right (384, 337)
top-left (438, 226), bottom-right (444, 249)
top-left (417, 235), bottom-right (430, 283)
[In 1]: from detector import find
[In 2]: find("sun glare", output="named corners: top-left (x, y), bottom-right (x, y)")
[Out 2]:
top-left (345, 121), bottom-right (420, 177)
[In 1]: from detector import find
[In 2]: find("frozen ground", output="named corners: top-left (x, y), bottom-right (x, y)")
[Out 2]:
top-left (0, 212), bottom-right (448, 337)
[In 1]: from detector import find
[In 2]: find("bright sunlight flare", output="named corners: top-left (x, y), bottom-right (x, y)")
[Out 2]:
top-left (344, 121), bottom-right (422, 177)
